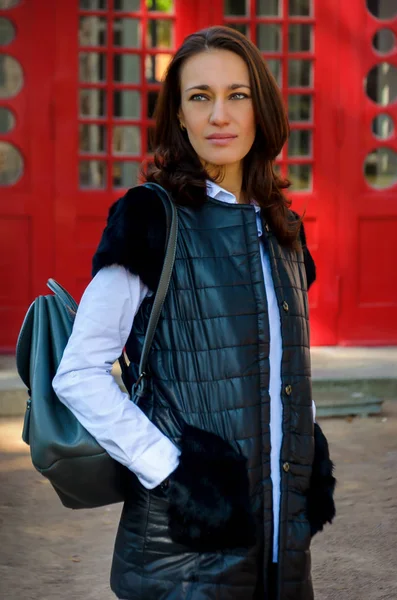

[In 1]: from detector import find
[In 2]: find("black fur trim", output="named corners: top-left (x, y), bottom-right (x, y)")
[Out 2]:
top-left (291, 211), bottom-right (316, 291)
top-left (166, 424), bottom-right (256, 551)
top-left (92, 185), bottom-right (167, 291)
top-left (303, 244), bottom-right (316, 291)
top-left (307, 422), bottom-right (336, 536)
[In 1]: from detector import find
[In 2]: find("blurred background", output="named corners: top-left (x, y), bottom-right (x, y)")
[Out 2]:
top-left (1, 0), bottom-right (397, 351)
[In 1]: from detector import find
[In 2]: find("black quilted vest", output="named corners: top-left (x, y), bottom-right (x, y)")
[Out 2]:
top-left (112, 198), bottom-right (314, 600)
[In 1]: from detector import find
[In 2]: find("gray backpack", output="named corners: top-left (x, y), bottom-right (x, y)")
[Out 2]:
top-left (15, 183), bottom-right (178, 509)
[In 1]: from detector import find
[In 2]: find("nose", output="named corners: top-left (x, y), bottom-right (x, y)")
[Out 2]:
top-left (209, 99), bottom-right (230, 126)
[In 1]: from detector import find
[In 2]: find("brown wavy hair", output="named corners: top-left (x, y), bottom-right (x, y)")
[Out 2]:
top-left (143, 25), bottom-right (300, 248)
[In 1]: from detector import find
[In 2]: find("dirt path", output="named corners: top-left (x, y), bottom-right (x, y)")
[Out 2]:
top-left (1, 402), bottom-right (396, 600)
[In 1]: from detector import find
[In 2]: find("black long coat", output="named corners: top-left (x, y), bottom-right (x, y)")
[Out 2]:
top-left (93, 186), bottom-right (336, 600)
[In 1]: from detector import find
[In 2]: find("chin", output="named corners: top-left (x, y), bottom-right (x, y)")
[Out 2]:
top-left (202, 153), bottom-right (246, 166)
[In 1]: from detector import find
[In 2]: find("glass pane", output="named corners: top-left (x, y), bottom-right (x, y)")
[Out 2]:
top-left (289, 0), bottom-right (311, 16)
top-left (364, 148), bottom-right (397, 189)
top-left (145, 53), bottom-right (172, 82)
top-left (113, 161), bottom-right (139, 187)
top-left (0, 18), bottom-right (15, 45)
top-left (112, 125), bottom-right (141, 155)
top-left (80, 0), bottom-right (107, 8)
top-left (79, 16), bottom-right (107, 46)
top-left (79, 160), bottom-right (106, 188)
top-left (0, 54), bottom-right (23, 98)
top-left (372, 114), bottom-right (394, 139)
top-left (366, 0), bottom-right (397, 20)
top-left (79, 52), bottom-right (106, 82)
top-left (80, 88), bottom-right (106, 117)
top-left (114, 0), bottom-right (140, 10)
top-left (0, 0), bottom-right (20, 8)
top-left (289, 24), bottom-right (312, 52)
top-left (373, 29), bottom-right (395, 54)
top-left (288, 130), bottom-right (312, 157)
top-left (257, 24), bottom-right (281, 52)
top-left (147, 0), bottom-right (174, 12)
top-left (288, 59), bottom-right (312, 87)
top-left (113, 90), bottom-right (141, 118)
top-left (365, 63), bottom-right (397, 106)
top-left (147, 90), bottom-right (159, 118)
top-left (288, 164), bottom-right (312, 191)
top-left (0, 55), bottom-right (23, 98)
top-left (257, 0), bottom-right (280, 16)
top-left (227, 23), bottom-right (249, 38)
top-left (147, 19), bottom-right (172, 49)
top-left (224, 0), bottom-right (247, 16)
top-left (113, 18), bottom-right (140, 48)
top-left (267, 59), bottom-right (281, 86)
top-left (0, 141), bottom-right (23, 185)
top-left (0, 107), bottom-right (15, 132)
top-left (288, 94), bottom-right (312, 121)
top-left (79, 124), bottom-right (106, 153)
top-left (113, 54), bottom-right (140, 83)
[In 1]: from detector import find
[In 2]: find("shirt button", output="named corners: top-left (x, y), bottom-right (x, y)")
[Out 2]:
top-left (285, 384), bottom-right (292, 396)
top-left (282, 301), bottom-right (289, 312)
top-left (283, 462), bottom-right (290, 473)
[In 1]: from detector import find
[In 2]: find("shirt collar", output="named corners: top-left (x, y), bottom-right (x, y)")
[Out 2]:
top-left (206, 180), bottom-right (261, 214)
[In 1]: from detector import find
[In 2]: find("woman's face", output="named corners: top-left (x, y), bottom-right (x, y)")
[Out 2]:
top-left (178, 49), bottom-right (256, 169)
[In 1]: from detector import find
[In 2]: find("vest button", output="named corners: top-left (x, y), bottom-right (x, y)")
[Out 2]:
top-left (285, 384), bottom-right (292, 395)
top-left (283, 462), bottom-right (290, 473)
top-left (265, 223), bottom-right (270, 232)
top-left (282, 301), bottom-right (289, 312)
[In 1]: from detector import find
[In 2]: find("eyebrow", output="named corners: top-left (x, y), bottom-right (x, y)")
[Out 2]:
top-left (184, 83), bottom-right (251, 92)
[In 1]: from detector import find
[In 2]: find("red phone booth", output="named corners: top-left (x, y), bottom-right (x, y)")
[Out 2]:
top-left (0, 0), bottom-right (396, 350)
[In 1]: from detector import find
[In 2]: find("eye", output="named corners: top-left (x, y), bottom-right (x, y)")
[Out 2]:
top-left (230, 92), bottom-right (250, 100)
top-left (189, 94), bottom-right (209, 101)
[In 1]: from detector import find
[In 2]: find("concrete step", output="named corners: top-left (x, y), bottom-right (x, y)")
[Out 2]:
top-left (0, 355), bottom-right (26, 416)
top-left (311, 347), bottom-right (397, 417)
top-left (312, 380), bottom-right (397, 418)
top-left (2, 348), bottom-right (397, 418)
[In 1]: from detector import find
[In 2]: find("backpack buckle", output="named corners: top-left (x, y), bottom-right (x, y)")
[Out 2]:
top-left (133, 372), bottom-right (149, 398)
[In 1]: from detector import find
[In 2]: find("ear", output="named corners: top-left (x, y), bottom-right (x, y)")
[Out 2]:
top-left (177, 110), bottom-right (185, 129)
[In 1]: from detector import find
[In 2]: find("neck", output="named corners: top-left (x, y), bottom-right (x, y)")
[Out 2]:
top-left (207, 161), bottom-right (245, 203)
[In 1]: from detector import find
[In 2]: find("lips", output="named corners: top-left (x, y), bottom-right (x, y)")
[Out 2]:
top-left (206, 134), bottom-right (237, 140)
top-left (205, 134), bottom-right (238, 146)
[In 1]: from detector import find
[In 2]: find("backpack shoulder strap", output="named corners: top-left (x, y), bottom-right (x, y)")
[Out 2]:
top-left (128, 183), bottom-right (178, 397)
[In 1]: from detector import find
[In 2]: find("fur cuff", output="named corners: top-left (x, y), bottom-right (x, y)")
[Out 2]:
top-left (166, 424), bottom-right (256, 552)
top-left (291, 211), bottom-right (316, 290)
top-left (307, 422), bottom-right (336, 536)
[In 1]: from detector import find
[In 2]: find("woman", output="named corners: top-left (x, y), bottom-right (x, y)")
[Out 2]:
top-left (53, 26), bottom-right (335, 600)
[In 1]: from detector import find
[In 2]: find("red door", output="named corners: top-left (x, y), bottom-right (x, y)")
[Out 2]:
top-left (337, 0), bottom-right (397, 345)
top-left (0, 1), bottom-right (55, 352)
top-left (2, 0), bottom-right (396, 351)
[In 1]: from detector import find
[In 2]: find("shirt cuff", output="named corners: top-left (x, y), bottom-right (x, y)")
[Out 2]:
top-left (128, 436), bottom-right (181, 490)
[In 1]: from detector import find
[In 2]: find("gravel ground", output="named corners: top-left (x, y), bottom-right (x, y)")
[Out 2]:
top-left (0, 402), bottom-right (396, 600)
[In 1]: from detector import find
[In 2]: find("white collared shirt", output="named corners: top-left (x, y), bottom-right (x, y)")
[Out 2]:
top-left (206, 181), bottom-right (283, 562)
top-left (53, 181), bottom-right (315, 563)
